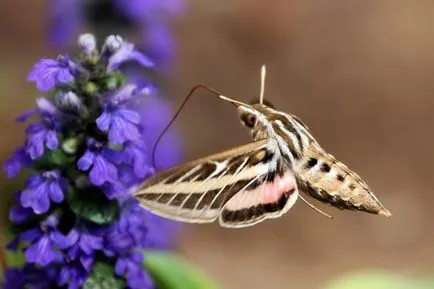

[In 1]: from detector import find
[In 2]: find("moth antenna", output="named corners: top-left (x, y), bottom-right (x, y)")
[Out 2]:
top-left (259, 64), bottom-right (266, 105)
top-left (298, 193), bottom-right (334, 219)
top-left (152, 84), bottom-right (224, 169)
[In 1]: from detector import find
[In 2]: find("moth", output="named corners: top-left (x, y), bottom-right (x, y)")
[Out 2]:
top-left (133, 65), bottom-right (391, 228)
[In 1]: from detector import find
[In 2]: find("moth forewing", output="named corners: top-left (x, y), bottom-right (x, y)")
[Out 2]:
top-left (133, 139), bottom-right (301, 227)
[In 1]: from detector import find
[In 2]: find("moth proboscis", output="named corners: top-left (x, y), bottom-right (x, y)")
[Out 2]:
top-left (133, 65), bottom-right (391, 228)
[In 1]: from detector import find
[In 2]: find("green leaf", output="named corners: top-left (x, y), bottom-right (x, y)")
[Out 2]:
top-left (144, 250), bottom-right (220, 289)
top-left (83, 262), bottom-right (125, 289)
top-left (68, 188), bottom-right (119, 225)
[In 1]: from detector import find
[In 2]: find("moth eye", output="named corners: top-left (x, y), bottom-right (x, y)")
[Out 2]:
top-left (245, 114), bottom-right (257, 127)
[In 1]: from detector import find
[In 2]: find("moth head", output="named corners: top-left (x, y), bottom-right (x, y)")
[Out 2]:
top-left (237, 102), bottom-right (276, 140)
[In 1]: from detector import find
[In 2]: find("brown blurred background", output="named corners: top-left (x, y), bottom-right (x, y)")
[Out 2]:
top-left (1, 1), bottom-right (434, 288)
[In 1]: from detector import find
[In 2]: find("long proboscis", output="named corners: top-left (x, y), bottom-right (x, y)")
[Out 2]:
top-left (152, 85), bottom-right (230, 169)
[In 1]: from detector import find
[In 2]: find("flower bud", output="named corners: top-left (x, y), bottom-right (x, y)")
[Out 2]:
top-left (78, 33), bottom-right (97, 55)
top-left (104, 35), bottom-right (124, 52)
top-left (55, 91), bottom-right (82, 111)
top-left (61, 138), bottom-right (78, 155)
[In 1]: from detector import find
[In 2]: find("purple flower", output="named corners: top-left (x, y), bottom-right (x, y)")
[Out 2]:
top-left (102, 181), bottom-right (128, 200)
top-left (4, 147), bottom-right (31, 178)
top-left (2, 265), bottom-right (55, 289)
top-left (20, 98), bottom-right (61, 159)
top-left (104, 199), bottom-right (148, 256)
top-left (5, 32), bottom-right (183, 289)
top-left (20, 170), bottom-right (66, 214)
top-left (9, 192), bottom-right (35, 223)
top-left (23, 215), bottom-right (64, 266)
top-left (27, 56), bottom-right (76, 91)
top-left (57, 261), bottom-right (87, 289)
top-left (24, 122), bottom-right (59, 159)
top-left (9, 205), bottom-right (34, 223)
top-left (105, 36), bottom-right (154, 71)
top-left (126, 267), bottom-right (154, 289)
top-left (96, 85), bottom-right (142, 145)
top-left (115, 250), bottom-right (154, 289)
top-left (115, 250), bottom-right (143, 276)
top-left (62, 225), bottom-right (104, 256)
top-left (122, 141), bottom-right (150, 178)
top-left (77, 140), bottom-right (118, 187)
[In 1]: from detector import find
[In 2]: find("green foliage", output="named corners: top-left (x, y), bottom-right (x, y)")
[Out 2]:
top-left (324, 271), bottom-right (434, 289)
top-left (67, 188), bottom-right (119, 225)
top-left (33, 148), bottom-right (75, 170)
top-left (144, 250), bottom-right (220, 289)
top-left (83, 262), bottom-right (125, 289)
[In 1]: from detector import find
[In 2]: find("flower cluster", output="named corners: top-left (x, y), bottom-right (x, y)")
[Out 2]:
top-left (49, 0), bottom-right (184, 67)
top-left (2, 34), bottom-right (179, 289)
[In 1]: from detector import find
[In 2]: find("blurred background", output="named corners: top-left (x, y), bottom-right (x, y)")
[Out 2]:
top-left (1, 1), bottom-right (434, 288)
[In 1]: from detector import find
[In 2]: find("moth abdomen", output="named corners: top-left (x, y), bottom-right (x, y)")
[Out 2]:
top-left (296, 144), bottom-right (391, 217)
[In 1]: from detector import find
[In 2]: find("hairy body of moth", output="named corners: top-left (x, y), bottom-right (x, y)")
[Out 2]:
top-left (133, 66), bottom-right (391, 228)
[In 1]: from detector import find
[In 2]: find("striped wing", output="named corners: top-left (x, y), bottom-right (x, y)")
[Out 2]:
top-left (133, 139), bottom-right (299, 228)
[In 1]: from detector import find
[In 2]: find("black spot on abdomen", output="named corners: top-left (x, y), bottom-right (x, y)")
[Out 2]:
top-left (305, 158), bottom-right (318, 169)
top-left (320, 163), bottom-right (331, 173)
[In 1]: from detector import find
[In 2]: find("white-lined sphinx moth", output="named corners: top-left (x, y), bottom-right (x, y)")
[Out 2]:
top-left (133, 66), bottom-right (391, 228)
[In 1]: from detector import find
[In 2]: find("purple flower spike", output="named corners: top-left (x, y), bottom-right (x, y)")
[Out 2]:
top-left (4, 147), bottom-right (31, 178)
top-left (77, 140), bottom-right (118, 186)
top-left (106, 36), bottom-right (154, 71)
top-left (27, 56), bottom-right (75, 91)
top-left (20, 170), bottom-right (66, 214)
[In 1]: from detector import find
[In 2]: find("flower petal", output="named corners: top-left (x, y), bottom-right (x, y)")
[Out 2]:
top-left (48, 181), bottom-right (64, 203)
top-left (9, 205), bottom-right (34, 223)
top-left (89, 155), bottom-right (117, 186)
top-left (21, 182), bottom-right (50, 214)
top-left (45, 130), bottom-right (59, 150)
top-left (117, 108), bottom-right (140, 124)
top-left (95, 111), bottom-right (112, 131)
top-left (77, 150), bottom-right (95, 171)
top-left (25, 235), bottom-right (61, 266)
